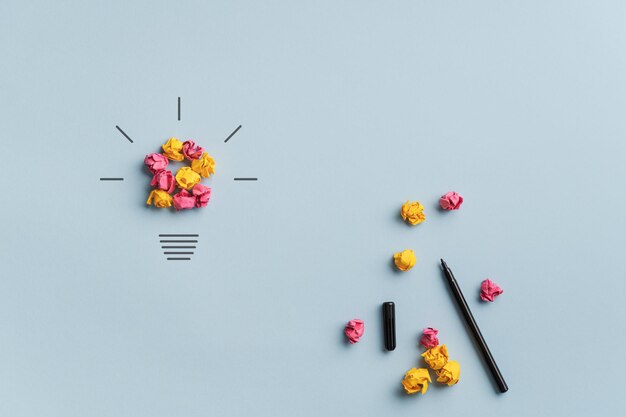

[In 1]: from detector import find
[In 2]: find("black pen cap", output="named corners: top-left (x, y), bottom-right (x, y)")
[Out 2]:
top-left (382, 302), bottom-right (396, 351)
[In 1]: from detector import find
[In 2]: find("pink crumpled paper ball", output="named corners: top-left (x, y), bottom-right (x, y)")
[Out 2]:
top-left (420, 327), bottom-right (439, 349)
top-left (144, 153), bottom-right (169, 174)
top-left (439, 191), bottom-right (464, 210)
top-left (345, 319), bottom-right (364, 344)
top-left (182, 140), bottom-right (205, 160)
top-left (480, 279), bottom-right (503, 302)
top-left (172, 189), bottom-right (196, 211)
top-left (192, 184), bottom-right (212, 208)
top-left (150, 170), bottom-right (176, 194)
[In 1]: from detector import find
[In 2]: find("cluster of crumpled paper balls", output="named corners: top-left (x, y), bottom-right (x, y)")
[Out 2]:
top-left (402, 327), bottom-right (461, 395)
top-left (144, 137), bottom-right (215, 211)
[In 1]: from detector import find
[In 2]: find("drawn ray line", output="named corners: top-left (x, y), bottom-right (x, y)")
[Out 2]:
top-left (224, 125), bottom-right (242, 143)
top-left (115, 125), bottom-right (134, 143)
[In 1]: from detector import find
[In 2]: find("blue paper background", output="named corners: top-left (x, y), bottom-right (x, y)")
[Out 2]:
top-left (2, 1), bottom-right (625, 416)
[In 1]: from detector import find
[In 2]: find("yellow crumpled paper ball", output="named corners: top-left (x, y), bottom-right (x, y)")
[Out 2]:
top-left (175, 167), bottom-right (201, 190)
top-left (401, 200), bottom-right (426, 225)
top-left (402, 367), bottom-right (431, 395)
top-left (191, 152), bottom-right (216, 178)
top-left (162, 137), bottom-right (184, 161)
top-left (421, 344), bottom-right (449, 370)
top-left (146, 189), bottom-right (173, 208)
top-left (394, 249), bottom-right (416, 271)
top-left (436, 360), bottom-right (460, 386)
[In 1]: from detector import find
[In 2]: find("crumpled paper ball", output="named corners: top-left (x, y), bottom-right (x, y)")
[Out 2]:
top-left (150, 170), bottom-right (176, 194)
top-left (421, 344), bottom-right (449, 371)
top-left (175, 167), bottom-right (201, 190)
top-left (420, 327), bottom-right (439, 349)
top-left (182, 140), bottom-right (204, 160)
top-left (436, 360), bottom-right (460, 386)
top-left (172, 189), bottom-right (196, 211)
top-left (162, 137), bottom-right (185, 161)
top-left (401, 200), bottom-right (426, 225)
top-left (191, 152), bottom-right (216, 178)
top-left (344, 319), bottom-right (364, 344)
top-left (144, 153), bottom-right (168, 174)
top-left (402, 368), bottom-right (432, 395)
top-left (394, 249), bottom-right (416, 271)
top-left (480, 279), bottom-right (503, 302)
top-left (439, 191), bottom-right (463, 210)
top-left (146, 189), bottom-right (173, 208)
top-left (192, 184), bottom-right (212, 208)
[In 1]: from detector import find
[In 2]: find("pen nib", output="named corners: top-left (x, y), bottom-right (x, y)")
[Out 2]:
top-left (440, 258), bottom-right (447, 268)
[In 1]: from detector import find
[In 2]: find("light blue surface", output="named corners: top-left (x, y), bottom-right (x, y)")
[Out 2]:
top-left (2, 1), bottom-right (626, 416)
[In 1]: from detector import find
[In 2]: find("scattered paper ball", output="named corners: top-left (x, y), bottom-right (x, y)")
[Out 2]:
top-left (421, 344), bottom-right (449, 371)
top-left (393, 249), bottom-right (416, 271)
top-left (480, 279), bottom-right (503, 302)
top-left (401, 200), bottom-right (426, 225)
top-left (420, 327), bottom-right (439, 349)
top-left (344, 319), bottom-right (365, 344)
top-left (436, 360), bottom-right (461, 386)
top-left (439, 191), bottom-right (463, 210)
top-left (402, 368), bottom-right (432, 395)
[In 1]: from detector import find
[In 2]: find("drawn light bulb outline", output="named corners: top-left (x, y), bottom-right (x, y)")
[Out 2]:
top-left (99, 97), bottom-right (258, 260)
